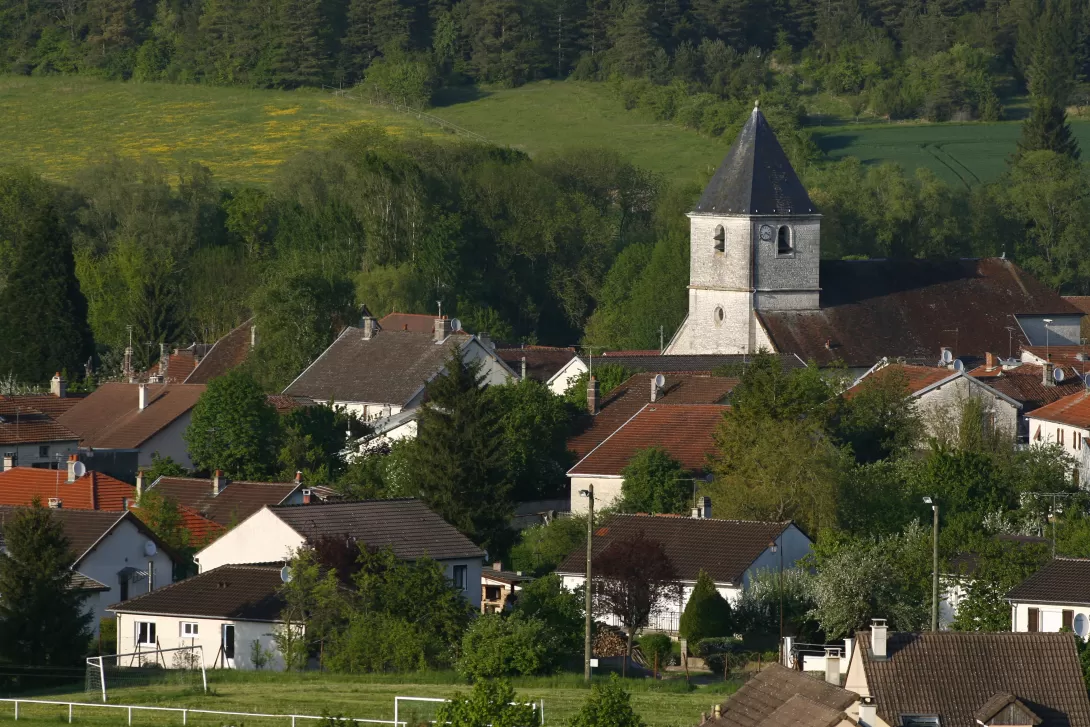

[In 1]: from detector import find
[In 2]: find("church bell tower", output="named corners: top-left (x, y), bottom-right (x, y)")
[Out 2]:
top-left (664, 101), bottom-right (820, 355)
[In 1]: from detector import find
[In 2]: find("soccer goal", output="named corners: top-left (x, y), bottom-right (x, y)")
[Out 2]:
top-left (86, 645), bottom-right (207, 703)
top-left (394, 696), bottom-right (544, 727)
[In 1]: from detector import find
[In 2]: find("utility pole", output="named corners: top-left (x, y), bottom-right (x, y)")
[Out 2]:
top-left (582, 484), bottom-right (594, 682)
top-left (924, 496), bottom-right (938, 631)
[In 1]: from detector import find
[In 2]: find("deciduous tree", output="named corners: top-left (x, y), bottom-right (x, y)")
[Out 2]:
top-left (185, 368), bottom-right (281, 479)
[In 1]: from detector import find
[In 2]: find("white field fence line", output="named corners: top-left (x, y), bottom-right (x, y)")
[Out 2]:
top-left (0, 697), bottom-right (404, 726)
top-left (321, 86), bottom-right (491, 144)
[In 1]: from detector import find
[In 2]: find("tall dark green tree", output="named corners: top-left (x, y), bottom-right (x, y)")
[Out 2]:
top-left (0, 502), bottom-right (93, 667)
top-left (0, 167), bottom-right (92, 384)
top-left (185, 368), bottom-right (282, 479)
top-left (618, 445), bottom-right (691, 514)
top-left (1017, 0), bottom-right (1080, 159)
top-left (407, 349), bottom-right (514, 554)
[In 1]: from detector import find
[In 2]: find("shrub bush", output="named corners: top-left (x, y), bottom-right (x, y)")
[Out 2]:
top-left (694, 636), bottom-right (742, 676)
top-left (637, 633), bottom-right (672, 669)
top-left (569, 674), bottom-right (646, 727)
top-left (457, 614), bottom-right (549, 680)
top-left (512, 573), bottom-right (583, 670)
top-left (325, 612), bottom-right (429, 673)
top-left (678, 570), bottom-right (733, 644)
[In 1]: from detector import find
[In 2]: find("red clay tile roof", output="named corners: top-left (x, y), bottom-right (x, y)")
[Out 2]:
top-left (131, 501), bottom-right (225, 545)
top-left (569, 404), bottom-right (727, 476)
top-left (184, 319), bottom-right (254, 384)
top-left (1007, 557), bottom-right (1090, 605)
top-left (557, 513), bottom-right (793, 584)
top-left (3, 395), bottom-right (84, 418)
top-left (1023, 346), bottom-right (1090, 369)
top-left (856, 630), bottom-right (1090, 727)
top-left (148, 476), bottom-right (300, 526)
top-left (1026, 390), bottom-right (1090, 430)
top-left (0, 397), bottom-right (79, 445)
top-left (0, 467), bottom-right (134, 510)
top-left (266, 394), bottom-right (317, 415)
top-left (970, 363), bottom-right (1086, 412)
top-left (760, 258), bottom-right (1082, 367)
top-left (496, 347), bottom-right (576, 383)
top-left (58, 383), bottom-right (205, 449)
top-left (1064, 297), bottom-right (1090, 316)
top-left (161, 350), bottom-right (198, 384)
top-left (707, 664), bottom-right (857, 727)
top-left (568, 374), bottom-right (737, 461)
top-left (109, 564), bottom-right (287, 621)
top-left (847, 364), bottom-right (954, 398)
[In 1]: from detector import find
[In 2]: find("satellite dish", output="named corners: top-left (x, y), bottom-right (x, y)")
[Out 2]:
top-left (1084, 373), bottom-right (1090, 389)
top-left (143, 541), bottom-right (157, 557)
top-left (940, 349), bottom-right (954, 364)
top-left (653, 374), bottom-right (665, 389)
top-left (71, 461), bottom-right (86, 478)
top-left (449, 318), bottom-right (462, 332)
top-left (280, 566), bottom-right (292, 583)
top-left (952, 359), bottom-right (965, 373)
top-left (1055, 367), bottom-right (1066, 384)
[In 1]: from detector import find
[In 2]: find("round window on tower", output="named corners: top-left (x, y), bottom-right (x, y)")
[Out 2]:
top-left (713, 306), bottom-right (725, 327)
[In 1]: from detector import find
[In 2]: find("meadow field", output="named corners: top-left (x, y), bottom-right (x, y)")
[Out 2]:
top-left (0, 670), bottom-right (738, 727)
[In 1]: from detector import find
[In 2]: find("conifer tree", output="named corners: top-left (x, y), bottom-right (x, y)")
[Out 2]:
top-left (407, 349), bottom-right (514, 554)
top-left (0, 167), bottom-right (92, 384)
top-left (678, 569), bottom-right (733, 644)
top-left (0, 502), bottom-right (93, 666)
top-left (1017, 0), bottom-right (1080, 159)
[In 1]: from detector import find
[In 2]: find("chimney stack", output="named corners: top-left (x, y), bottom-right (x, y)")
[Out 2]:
top-left (434, 317), bottom-right (447, 343)
top-left (478, 332), bottom-right (492, 350)
top-left (651, 376), bottom-right (660, 403)
top-left (701, 496), bottom-right (712, 519)
top-left (212, 470), bottom-right (225, 496)
top-left (1043, 361), bottom-right (1055, 387)
top-left (138, 383), bottom-right (149, 411)
top-left (870, 619), bottom-right (888, 659)
top-left (985, 352), bottom-right (997, 371)
top-left (302, 488), bottom-right (312, 505)
top-left (2, 454), bottom-right (14, 471)
top-left (50, 372), bottom-right (66, 398)
top-left (361, 316), bottom-right (376, 340)
top-left (824, 648), bottom-right (840, 685)
top-left (587, 375), bottom-right (599, 415)
top-left (493, 562), bottom-right (503, 572)
top-left (295, 470), bottom-right (302, 485)
top-left (136, 470), bottom-right (145, 499)
top-left (66, 454), bottom-right (78, 484)
top-left (48, 497), bottom-right (62, 509)
top-left (521, 357), bottom-right (527, 380)
top-left (858, 698), bottom-right (877, 727)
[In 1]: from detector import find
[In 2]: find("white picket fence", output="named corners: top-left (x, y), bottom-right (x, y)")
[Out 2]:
top-left (0, 698), bottom-right (403, 726)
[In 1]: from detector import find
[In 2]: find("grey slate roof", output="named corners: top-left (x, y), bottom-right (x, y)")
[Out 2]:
top-left (272, 499), bottom-right (484, 561)
top-left (1007, 558), bottom-right (1090, 605)
top-left (108, 564), bottom-right (286, 621)
top-left (283, 327), bottom-right (470, 406)
top-left (693, 105), bottom-right (816, 216)
top-left (856, 631), bottom-right (1090, 727)
top-left (704, 664), bottom-right (857, 727)
top-left (577, 353), bottom-right (806, 373)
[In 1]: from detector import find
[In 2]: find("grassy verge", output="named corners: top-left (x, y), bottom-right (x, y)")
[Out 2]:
top-left (0, 670), bottom-right (740, 727)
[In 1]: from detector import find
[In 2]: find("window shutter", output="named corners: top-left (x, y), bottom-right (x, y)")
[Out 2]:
top-left (1029, 608), bottom-right (1040, 632)
top-left (1064, 610), bottom-right (1074, 630)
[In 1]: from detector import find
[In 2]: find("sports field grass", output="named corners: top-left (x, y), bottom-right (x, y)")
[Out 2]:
top-left (0, 670), bottom-right (739, 727)
top-left (0, 77), bottom-right (726, 186)
top-left (811, 119), bottom-right (1090, 186)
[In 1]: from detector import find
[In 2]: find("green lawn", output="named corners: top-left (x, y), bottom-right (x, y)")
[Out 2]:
top-left (0, 671), bottom-right (738, 727)
top-left (811, 119), bottom-right (1090, 186)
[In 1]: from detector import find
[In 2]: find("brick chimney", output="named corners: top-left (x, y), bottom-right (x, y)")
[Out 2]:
top-left (434, 317), bottom-right (447, 343)
top-left (138, 383), bottom-right (149, 411)
top-left (493, 562), bottom-right (503, 572)
top-left (302, 488), bottom-right (312, 505)
top-left (50, 372), bottom-right (66, 398)
top-left (870, 619), bottom-right (888, 659)
top-left (1043, 361), bottom-right (1055, 387)
top-left (212, 470), bottom-right (225, 496)
top-left (985, 352), bottom-right (998, 371)
top-left (66, 454), bottom-right (79, 484)
top-left (361, 316), bottom-right (376, 340)
top-left (587, 375), bottom-right (599, 415)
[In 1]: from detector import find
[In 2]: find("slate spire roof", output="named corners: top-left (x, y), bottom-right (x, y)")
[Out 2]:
top-left (693, 102), bottom-right (816, 216)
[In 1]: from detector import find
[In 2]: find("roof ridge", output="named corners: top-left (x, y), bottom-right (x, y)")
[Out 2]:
top-left (272, 497), bottom-right (416, 508)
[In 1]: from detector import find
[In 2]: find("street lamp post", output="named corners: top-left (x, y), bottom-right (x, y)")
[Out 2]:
top-left (924, 496), bottom-right (939, 631)
top-left (770, 539), bottom-right (783, 662)
top-left (1044, 318), bottom-right (1053, 362)
top-left (580, 485), bottom-right (594, 682)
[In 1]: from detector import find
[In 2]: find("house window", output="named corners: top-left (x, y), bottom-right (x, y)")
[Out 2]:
top-left (452, 565), bottom-right (468, 591)
top-left (1064, 610), bottom-right (1074, 631)
top-left (119, 576), bottom-right (129, 602)
top-left (776, 226), bottom-right (793, 256)
top-left (1077, 432), bottom-right (1083, 450)
top-left (181, 622), bottom-right (199, 638)
top-left (713, 225), bottom-right (725, 253)
top-left (1028, 607), bottom-right (1040, 632)
top-left (1059, 428), bottom-right (1065, 446)
top-left (136, 621), bottom-right (156, 646)
top-left (38, 445), bottom-right (49, 458)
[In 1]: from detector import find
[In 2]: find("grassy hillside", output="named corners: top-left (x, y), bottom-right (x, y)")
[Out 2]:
top-left (3, 670), bottom-right (737, 727)
top-left (812, 119), bottom-right (1090, 186)
top-left (0, 77), bottom-right (727, 185)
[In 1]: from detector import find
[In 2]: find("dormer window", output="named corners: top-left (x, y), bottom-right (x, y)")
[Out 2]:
top-left (777, 226), bottom-right (793, 256)
top-left (714, 225), bottom-right (725, 253)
